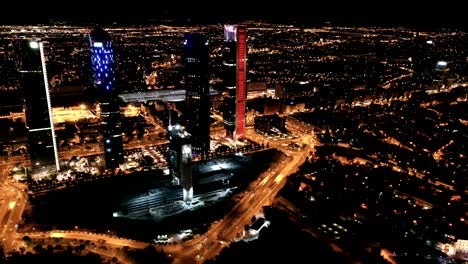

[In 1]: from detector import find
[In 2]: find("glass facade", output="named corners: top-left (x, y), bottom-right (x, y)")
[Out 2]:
top-left (223, 27), bottom-right (238, 137)
top-left (168, 125), bottom-right (193, 202)
top-left (235, 26), bottom-right (247, 140)
top-left (222, 25), bottom-right (247, 141)
top-left (89, 29), bottom-right (123, 169)
top-left (16, 40), bottom-right (59, 178)
top-left (183, 33), bottom-right (211, 153)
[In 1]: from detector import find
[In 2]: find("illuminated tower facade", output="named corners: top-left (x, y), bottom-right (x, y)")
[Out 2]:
top-left (168, 125), bottom-right (193, 202)
top-left (89, 28), bottom-right (124, 169)
top-left (223, 25), bottom-right (237, 90)
top-left (183, 33), bottom-right (210, 154)
top-left (16, 40), bottom-right (60, 178)
top-left (235, 26), bottom-right (247, 140)
top-left (222, 25), bottom-right (247, 141)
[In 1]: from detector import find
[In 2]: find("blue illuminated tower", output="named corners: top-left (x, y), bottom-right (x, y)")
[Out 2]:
top-left (15, 40), bottom-right (60, 178)
top-left (183, 33), bottom-right (210, 154)
top-left (89, 28), bottom-right (123, 169)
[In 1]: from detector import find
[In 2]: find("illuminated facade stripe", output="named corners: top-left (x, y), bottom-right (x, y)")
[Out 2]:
top-left (29, 127), bottom-right (52, 132)
top-left (39, 42), bottom-right (60, 171)
top-left (18, 70), bottom-right (41, 73)
top-left (235, 27), bottom-right (247, 140)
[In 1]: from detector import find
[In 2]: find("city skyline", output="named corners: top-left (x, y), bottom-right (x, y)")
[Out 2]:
top-left (0, 20), bottom-right (466, 264)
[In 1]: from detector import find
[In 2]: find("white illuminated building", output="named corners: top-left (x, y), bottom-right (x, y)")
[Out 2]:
top-left (168, 124), bottom-right (193, 203)
top-left (181, 144), bottom-right (193, 202)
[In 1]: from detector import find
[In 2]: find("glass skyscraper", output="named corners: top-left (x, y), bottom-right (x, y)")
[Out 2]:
top-left (222, 25), bottom-right (247, 141)
top-left (168, 125), bottom-right (193, 202)
top-left (15, 40), bottom-right (60, 178)
top-left (222, 26), bottom-right (237, 138)
top-left (235, 26), bottom-right (247, 140)
top-left (89, 28), bottom-right (123, 169)
top-left (183, 33), bottom-right (211, 154)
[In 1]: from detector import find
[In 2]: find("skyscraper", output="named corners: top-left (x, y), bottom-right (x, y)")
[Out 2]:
top-left (235, 26), bottom-right (247, 140)
top-left (15, 40), bottom-right (60, 178)
top-left (222, 25), bottom-right (237, 138)
top-left (89, 28), bottom-right (124, 169)
top-left (223, 25), bottom-right (237, 91)
top-left (168, 124), bottom-right (193, 202)
top-left (183, 33), bottom-right (210, 154)
top-left (222, 25), bottom-right (247, 141)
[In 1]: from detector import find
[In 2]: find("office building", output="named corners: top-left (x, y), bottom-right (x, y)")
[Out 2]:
top-left (222, 25), bottom-right (247, 141)
top-left (254, 114), bottom-right (286, 134)
top-left (223, 25), bottom-right (237, 90)
top-left (15, 40), bottom-right (60, 178)
top-left (89, 28), bottom-right (124, 169)
top-left (168, 124), bottom-right (193, 202)
top-left (183, 33), bottom-right (210, 154)
top-left (222, 25), bottom-right (237, 137)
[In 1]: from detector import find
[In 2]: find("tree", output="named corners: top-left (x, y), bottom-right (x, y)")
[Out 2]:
top-left (46, 245), bottom-right (54, 254)
top-left (75, 244), bottom-right (85, 252)
top-left (0, 245), bottom-right (5, 262)
top-left (22, 236), bottom-right (32, 246)
top-left (32, 244), bottom-right (43, 253)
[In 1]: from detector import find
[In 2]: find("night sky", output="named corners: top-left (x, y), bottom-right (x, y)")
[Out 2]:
top-left (1, 1), bottom-right (467, 28)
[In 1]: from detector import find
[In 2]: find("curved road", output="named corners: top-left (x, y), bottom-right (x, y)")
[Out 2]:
top-left (163, 126), bottom-right (319, 263)
top-left (0, 125), bottom-right (319, 264)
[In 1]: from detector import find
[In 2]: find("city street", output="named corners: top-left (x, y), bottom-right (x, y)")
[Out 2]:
top-left (22, 230), bottom-right (148, 249)
top-left (163, 124), bottom-right (320, 263)
top-left (0, 161), bottom-right (27, 253)
top-left (0, 123), bottom-right (320, 263)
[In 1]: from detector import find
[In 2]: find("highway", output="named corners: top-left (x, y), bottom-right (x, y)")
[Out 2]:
top-left (0, 123), bottom-right (320, 263)
top-left (14, 229), bottom-right (147, 264)
top-left (0, 137), bottom-right (168, 255)
top-left (164, 125), bottom-right (320, 263)
top-left (0, 161), bottom-right (27, 253)
top-left (21, 230), bottom-right (148, 249)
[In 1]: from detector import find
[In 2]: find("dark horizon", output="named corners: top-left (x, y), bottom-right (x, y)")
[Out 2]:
top-left (0, 2), bottom-right (467, 29)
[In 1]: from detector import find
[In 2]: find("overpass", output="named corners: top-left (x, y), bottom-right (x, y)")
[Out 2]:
top-left (119, 89), bottom-right (219, 104)
top-left (119, 89), bottom-right (186, 103)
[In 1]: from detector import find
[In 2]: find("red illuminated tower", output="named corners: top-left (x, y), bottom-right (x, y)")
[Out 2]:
top-left (222, 25), bottom-right (247, 142)
top-left (235, 26), bottom-right (247, 140)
